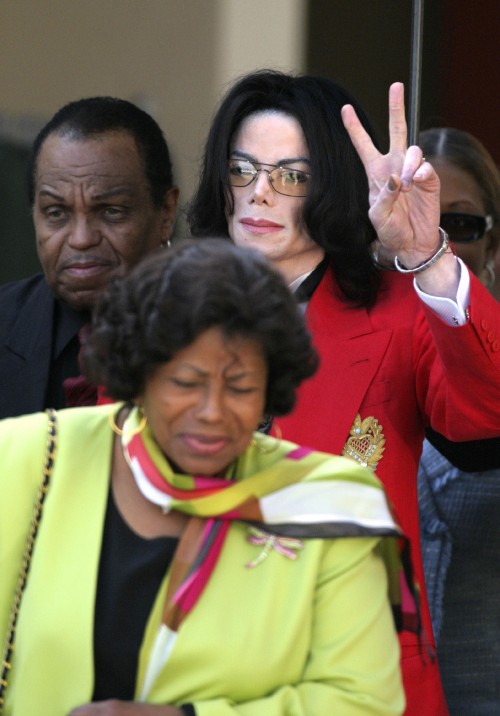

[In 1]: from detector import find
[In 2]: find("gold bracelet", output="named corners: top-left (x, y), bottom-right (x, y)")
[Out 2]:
top-left (394, 228), bottom-right (450, 274)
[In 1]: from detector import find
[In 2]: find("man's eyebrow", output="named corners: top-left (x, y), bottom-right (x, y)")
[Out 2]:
top-left (231, 150), bottom-right (311, 166)
top-left (37, 189), bottom-right (65, 202)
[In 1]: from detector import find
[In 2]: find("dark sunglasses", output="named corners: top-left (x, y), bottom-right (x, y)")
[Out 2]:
top-left (440, 213), bottom-right (493, 243)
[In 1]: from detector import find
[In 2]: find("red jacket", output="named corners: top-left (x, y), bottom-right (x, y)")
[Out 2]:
top-left (276, 266), bottom-right (500, 716)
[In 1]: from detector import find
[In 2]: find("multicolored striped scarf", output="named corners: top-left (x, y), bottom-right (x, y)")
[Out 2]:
top-left (120, 406), bottom-right (414, 699)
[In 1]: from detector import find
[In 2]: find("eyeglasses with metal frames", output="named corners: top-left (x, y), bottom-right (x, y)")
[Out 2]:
top-left (228, 158), bottom-right (312, 197)
top-left (440, 213), bottom-right (494, 243)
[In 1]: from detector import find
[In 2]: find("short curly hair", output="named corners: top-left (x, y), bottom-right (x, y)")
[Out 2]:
top-left (28, 96), bottom-right (174, 208)
top-left (83, 238), bottom-right (318, 416)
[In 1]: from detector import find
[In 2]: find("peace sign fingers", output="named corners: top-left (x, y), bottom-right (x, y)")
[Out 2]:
top-left (387, 82), bottom-right (408, 156)
top-left (341, 103), bottom-right (381, 170)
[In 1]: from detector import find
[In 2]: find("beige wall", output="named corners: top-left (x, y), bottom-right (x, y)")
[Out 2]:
top-left (0, 0), bottom-right (306, 237)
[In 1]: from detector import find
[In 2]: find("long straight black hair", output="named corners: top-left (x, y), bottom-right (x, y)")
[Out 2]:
top-left (188, 69), bottom-right (381, 307)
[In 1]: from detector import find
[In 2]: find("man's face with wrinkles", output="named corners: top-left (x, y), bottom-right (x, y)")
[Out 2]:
top-left (33, 130), bottom-right (175, 311)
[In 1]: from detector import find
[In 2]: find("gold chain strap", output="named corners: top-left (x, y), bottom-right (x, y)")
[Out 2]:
top-left (0, 409), bottom-right (57, 713)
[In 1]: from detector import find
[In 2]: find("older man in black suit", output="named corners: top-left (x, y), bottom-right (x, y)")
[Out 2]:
top-left (0, 97), bottom-right (179, 418)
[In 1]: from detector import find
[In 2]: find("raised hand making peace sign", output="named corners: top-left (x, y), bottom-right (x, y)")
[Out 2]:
top-left (342, 82), bottom-right (459, 296)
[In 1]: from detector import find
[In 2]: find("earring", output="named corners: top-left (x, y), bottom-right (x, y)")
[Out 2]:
top-left (250, 435), bottom-right (279, 454)
top-left (109, 409), bottom-right (148, 437)
top-left (250, 422), bottom-right (282, 454)
top-left (272, 422), bottom-right (282, 441)
top-left (160, 238), bottom-right (172, 249)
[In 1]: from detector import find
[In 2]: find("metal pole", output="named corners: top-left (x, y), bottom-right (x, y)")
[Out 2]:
top-left (408, 0), bottom-right (424, 146)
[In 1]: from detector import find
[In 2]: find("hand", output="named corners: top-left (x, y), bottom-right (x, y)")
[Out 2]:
top-left (341, 82), bottom-right (441, 266)
top-left (69, 702), bottom-right (184, 715)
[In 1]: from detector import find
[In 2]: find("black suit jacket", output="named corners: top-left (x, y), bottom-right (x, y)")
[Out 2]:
top-left (0, 274), bottom-right (83, 419)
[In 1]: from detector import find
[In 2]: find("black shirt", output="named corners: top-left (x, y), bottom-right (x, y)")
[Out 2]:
top-left (93, 490), bottom-right (177, 701)
top-left (45, 300), bottom-right (89, 409)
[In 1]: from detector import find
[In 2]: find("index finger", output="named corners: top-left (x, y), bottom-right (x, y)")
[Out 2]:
top-left (388, 82), bottom-right (408, 154)
top-left (341, 103), bottom-right (380, 168)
